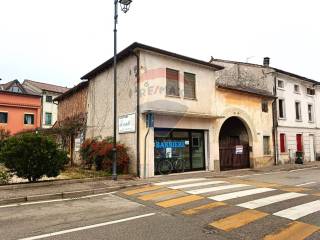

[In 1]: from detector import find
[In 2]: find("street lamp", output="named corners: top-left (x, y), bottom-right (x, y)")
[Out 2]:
top-left (112, 0), bottom-right (132, 181)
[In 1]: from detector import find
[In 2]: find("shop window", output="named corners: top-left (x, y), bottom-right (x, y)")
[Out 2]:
top-left (24, 114), bottom-right (34, 125)
top-left (261, 100), bottom-right (268, 113)
top-left (45, 112), bottom-right (52, 125)
top-left (184, 72), bottom-right (196, 99)
top-left (295, 101), bottom-right (301, 121)
top-left (46, 95), bottom-right (53, 102)
top-left (307, 88), bottom-right (315, 95)
top-left (166, 68), bottom-right (179, 97)
top-left (280, 133), bottom-right (286, 153)
top-left (0, 112), bottom-right (8, 123)
top-left (278, 80), bottom-right (284, 89)
top-left (308, 104), bottom-right (314, 122)
top-left (263, 136), bottom-right (271, 155)
top-left (278, 99), bottom-right (285, 118)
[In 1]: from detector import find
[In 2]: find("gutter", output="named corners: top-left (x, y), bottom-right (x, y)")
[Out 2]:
top-left (133, 50), bottom-right (140, 178)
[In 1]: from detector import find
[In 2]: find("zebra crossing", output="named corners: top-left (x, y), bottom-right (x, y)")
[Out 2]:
top-left (120, 177), bottom-right (320, 239)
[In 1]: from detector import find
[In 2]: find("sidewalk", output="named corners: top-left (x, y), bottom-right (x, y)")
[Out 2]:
top-left (1, 161), bottom-right (319, 205)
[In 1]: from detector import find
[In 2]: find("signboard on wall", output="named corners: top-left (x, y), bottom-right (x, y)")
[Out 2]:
top-left (235, 145), bottom-right (243, 155)
top-left (119, 113), bottom-right (136, 133)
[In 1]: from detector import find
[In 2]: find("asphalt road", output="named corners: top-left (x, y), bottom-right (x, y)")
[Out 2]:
top-left (2, 167), bottom-right (320, 240)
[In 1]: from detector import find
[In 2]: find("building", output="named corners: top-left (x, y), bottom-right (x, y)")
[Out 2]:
top-left (80, 42), bottom-right (275, 177)
top-left (211, 57), bottom-right (320, 165)
top-left (0, 80), bottom-right (41, 134)
top-left (23, 80), bottom-right (69, 128)
top-left (54, 81), bottom-right (89, 165)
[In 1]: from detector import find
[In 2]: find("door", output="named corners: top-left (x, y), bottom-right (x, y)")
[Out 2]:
top-left (296, 134), bottom-right (303, 152)
top-left (309, 134), bottom-right (315, 162)
top-left (191, 132), bottom-right (205, 170)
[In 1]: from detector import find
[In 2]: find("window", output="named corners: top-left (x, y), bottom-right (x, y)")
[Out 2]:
top-left (0, 112), bottom-right (8, 123)
top-left (45, 112), bottom-right (52, 125)
top-left (280, 133), bottom-right (286, 153)
top-left (166, 68), bottom-right (179, 97)
top-left (46, 96), bottom-right (53, 102)
top-left (294, 84), bottom-right (300, 93)
top-left (24, 114), bottom-right (34, 125)
top-left (308, 104), bottom-right (314, 122)
top-left (9, 86), bottom-right (22, 93)
top-left (278, 99), bottom-right (285, 118)
top-left (184, 72), bottom-right (196, 99)
top-left (263, 136), bottom-right (271, 155)
top-left (278, 80), bottom-right (284, 89)
top-left (307, 88), bottom-right (315, 95)
top-left (295, 101), bottom-right (301, 121)
top-left (262, 100), bottom-right (268, 112)
top-left (296, 134), bottom-right (303, 152)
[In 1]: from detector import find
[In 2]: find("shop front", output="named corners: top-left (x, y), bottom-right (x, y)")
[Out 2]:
top-left (154, 128), bottom-right (205, 175)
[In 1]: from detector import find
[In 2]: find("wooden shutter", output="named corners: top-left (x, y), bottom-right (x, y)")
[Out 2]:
top-left (184, 72), bottom-right (196, 99)
top-left (166, 68), bottom-right (179, 96)
top-left (296, 134), bottom-right (303, 152)
top-left (280, 134), bottom-right (286, 153)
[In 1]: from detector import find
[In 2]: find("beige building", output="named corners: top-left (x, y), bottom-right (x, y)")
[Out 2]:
top-left (81, 43), bottom-right (275, 177)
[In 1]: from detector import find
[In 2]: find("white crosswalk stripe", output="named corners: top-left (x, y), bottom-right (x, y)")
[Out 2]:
top-left (273, 200), bottom-right (320, 220)
top-left (168, 181), bottom-right (227, 190)
top-left (186, 184), bottom-right (250, 194)
top-left (237, 192), bottom-right (306, 209)
top-left (209, 188), bottom-right (276, 201)
top-left (154, 178), bottom-right (207, 186)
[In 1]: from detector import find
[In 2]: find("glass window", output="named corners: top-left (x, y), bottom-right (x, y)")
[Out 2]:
top-left (45, 112), bottom-right (52, 125)
top-left (295, 102), bottom-right (301, 120)
top-left (294, 84), bottom-right (300, 93)
top-left (280, 134), bottom-right (286, 153)
top-left (0, 112), bottom-right (8, 123)
top-left (261, 100), bottom-right (268, 113)
top-left (24, 114), bottom-right (34, 125)
top-left (166, 68), bottom-right (179, 96)
top-left (9, 86), bottom-right (22, 93)
top-left (278, 80), bottom-right (284, 88)
top-left (308, 104), bottom-right (313, 122)
top-left (278, 99), bottom-right (285, 118)
top-left (184, 72), bottom-right (196, 99)
top-left (263, 136), bottom-right (271, 155)
top-left (46, 96), bottom-right (53, 102)
top-left (307, 88), bottom-right (315, 95)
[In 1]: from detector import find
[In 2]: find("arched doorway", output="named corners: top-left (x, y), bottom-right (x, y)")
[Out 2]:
top-left (219, 117), bottom-right (250, 170)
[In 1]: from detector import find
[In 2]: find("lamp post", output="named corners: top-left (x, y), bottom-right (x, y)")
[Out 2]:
top-left (112, 0), bottom-right (132, 181)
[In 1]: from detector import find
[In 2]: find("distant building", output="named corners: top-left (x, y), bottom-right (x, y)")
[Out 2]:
top-left (0, 80), bottom-right (41, 134)
top-left (23, 80), bottom-right (69, 128)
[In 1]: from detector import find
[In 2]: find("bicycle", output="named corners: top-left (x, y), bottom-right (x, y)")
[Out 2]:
top-left (155, 157), bottom-right (186, 175)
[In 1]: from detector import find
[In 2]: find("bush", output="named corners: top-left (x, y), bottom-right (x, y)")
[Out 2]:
top-left (0, 166), bottom-right (11, 184)
top-left (80, 138), bottom-right (129, 173)
top-left (0, 127), bottom-right (10, 151)
top-left (0, 133), bottom-right (68, 182)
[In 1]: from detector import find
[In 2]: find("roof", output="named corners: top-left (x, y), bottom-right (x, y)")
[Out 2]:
top-left (54, 80), bottom-right (89, 102)
top-left (217, 84), bottom-right (276, 99)
top-left (81, 42), bottom-right (224, 80)
top-left (211, 58), bottom-right (319, 85)
top-left (0, 80), bottom-right (41, 97)
top-left (23, 79), bottom-right (69, 93)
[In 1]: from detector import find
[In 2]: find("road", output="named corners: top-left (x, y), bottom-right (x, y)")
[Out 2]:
top-left (2, 167), bottom-right (320, 240)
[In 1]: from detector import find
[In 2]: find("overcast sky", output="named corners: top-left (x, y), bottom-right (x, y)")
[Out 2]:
top-left (0, 0), bottom-right (319, 87)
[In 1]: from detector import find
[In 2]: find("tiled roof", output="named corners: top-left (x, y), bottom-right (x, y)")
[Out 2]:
top-left (0, 80), bottom-right (41, 97)
top-left (23, 79), bottom-right (69, 93)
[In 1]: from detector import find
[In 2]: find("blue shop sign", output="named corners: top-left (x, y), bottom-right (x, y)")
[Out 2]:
top-left (155, 141), bottom-right (186, 149)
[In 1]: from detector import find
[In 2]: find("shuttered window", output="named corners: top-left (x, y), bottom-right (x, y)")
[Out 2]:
top-left (166, 68), bottom-right (179, 96)
top-left (280, 133), bottom-right (286, 153)
top-left (184, 72), bottom-right (196, 99)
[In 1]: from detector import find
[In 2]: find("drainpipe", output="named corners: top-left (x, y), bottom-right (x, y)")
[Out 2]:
top-left (144, 126), bottom-right (150, 179)
top-left (272, 73), bottom-right (279, 165)
top-left (133, 50), bottom-right (140, 177)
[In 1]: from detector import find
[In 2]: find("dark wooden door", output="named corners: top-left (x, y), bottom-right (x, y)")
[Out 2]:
top-left (219, 140), bottom-right (250, 171)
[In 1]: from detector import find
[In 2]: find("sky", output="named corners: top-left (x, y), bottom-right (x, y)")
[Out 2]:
top-left (0, 0), bottom-right (319, 88)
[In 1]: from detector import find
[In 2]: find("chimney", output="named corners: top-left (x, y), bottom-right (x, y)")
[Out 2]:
top-left (263, 57), bottom-right (270, 67)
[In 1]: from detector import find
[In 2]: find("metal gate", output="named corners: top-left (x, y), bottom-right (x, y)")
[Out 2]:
top-left (219, 144), bottom-right (250, 171)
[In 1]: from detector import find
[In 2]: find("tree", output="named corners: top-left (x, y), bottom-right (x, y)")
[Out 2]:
top-left (0, 133), bottom-right (68, 182)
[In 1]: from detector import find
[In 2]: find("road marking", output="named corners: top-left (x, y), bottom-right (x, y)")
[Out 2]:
top-left (296, 181), bottom-right (316, 187)
top-left (263, 221), bottom-right (320, 240)
top-left (168, 180), bottom-right (227, 189)
top-left (186, 184), bottom-right (249, 195)
top-left (123, 185), bottom-right (162, 195)
top-left (209, 188), bottom-right (275, 201)
top-left (237, 192), bottom-right (306, 209)
top-left (138, 190), bottom-right (180, 201)
top-left (273, 200), bottom-right (320, 220)
top-left (153, 178), bottom-right (207, 186)
top-left (156, 195), bottom-right (204, 208)
top-left (182, 202), bottom-right (226, 215)
top-left (0, 192), bottom-right (117, 209)
top-left (209, 210), bottom-right (268, 231)
top-left (279, 187), bottom-right (309, 192)
top-left (18, 213), bottom-right (156, 240)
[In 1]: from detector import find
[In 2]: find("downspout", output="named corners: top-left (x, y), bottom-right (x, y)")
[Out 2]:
top-left (272, 73), bottom-right (279, 165)
top-left (133, 50), bottom-right (140, 177)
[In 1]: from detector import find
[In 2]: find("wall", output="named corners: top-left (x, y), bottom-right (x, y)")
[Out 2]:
top-left (42, 91), bottom-right (60, 128)
top-left (0, 93), bottom-right (41, 134)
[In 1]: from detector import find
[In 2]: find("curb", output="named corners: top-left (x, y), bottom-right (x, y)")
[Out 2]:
top-left (0, 183), bottom-right (148, 206)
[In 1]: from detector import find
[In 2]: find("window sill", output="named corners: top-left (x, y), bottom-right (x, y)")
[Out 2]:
top-left (183, 97), bottom-right (197, 101)
top-left (306, 94), bottom-right (315, 97)
top-left (278, 117), bottom-right (286, 120)
top-left (24, 124), bottom-right (35, 126)
top-left (294, 91), bottom-right (300, 94)
top-left (166, 94), bottom-right (180, 99)
top-left (277, 87), bottom-right (285, 91)
top-left (295, 119), bottom-right (303, 122)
